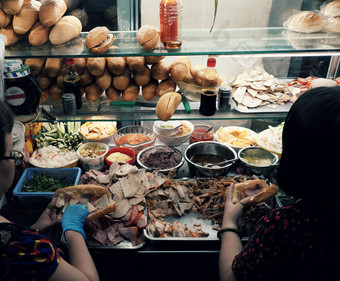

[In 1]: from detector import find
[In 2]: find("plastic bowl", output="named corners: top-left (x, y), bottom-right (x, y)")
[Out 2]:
top-left (105, 147), bottom-right (136, 166)
top-left (153, 121), bottom-right (194, 147)
top-left (113, 125), bottom-right (156, 155)
top-left (153, 120), bottom-right (182, 136)
top-left (77, 142), bottom-right (109, 171)
top-left (137, 145), bottom-right (184, 174)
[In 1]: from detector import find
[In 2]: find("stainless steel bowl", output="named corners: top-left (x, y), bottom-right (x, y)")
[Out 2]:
top-left (238, 146), bottom-right (279, 177)
top-left (184, 141), bottom-right (237, 177)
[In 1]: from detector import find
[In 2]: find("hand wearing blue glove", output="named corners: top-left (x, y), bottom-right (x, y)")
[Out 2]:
top-left (61, 204), bottom-right (89, 240)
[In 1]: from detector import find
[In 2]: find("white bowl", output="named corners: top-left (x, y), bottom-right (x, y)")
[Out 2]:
top-left (214, 126), bottom-right (257, 152)
top-left (154, 120), bottom-right (182, 136)
top-left (153, 121), bottom-right (194, 147)
top-left (77, 142), bottom-right (109, 171)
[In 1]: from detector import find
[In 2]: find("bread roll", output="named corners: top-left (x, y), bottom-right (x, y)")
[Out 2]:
top-left (28, 22), bottom-right (50, 46)
top-left (79, 69), bottom-right (94, 86)
top-left (105, 86), bottom-right (121, 101)
top-left (13, 0), bottom-right (41, 34)
top-left (106, 57), bottom-right (126, 75)
top-left (113, 68), bottom-right (131, 90)
top-left (56, 72), bottom-right (65, 88)
top-left (137, 24), bottom-right (160, 51)
top-left (322, 16), bottom-right (340, 33)
top-left (49, 15), bottom-right (82, 45)
top-left (142, 78), bottom-right (158, 101)
top-left (49, 84), bottom-right (64, 101)
top-left (288, 11), bottom-right (322, 33)
top-left (125, 56), bottom-right (146, 71)
top-left (40, 89), bottom-right (49, 104)
top-left (122, 83), bottom-right (140, 101)
top-left (0, 25), bottom-right (23, 46)
top-left (190, 64), bottom-right (206, 85)
top-left (156, 92), bottom-right (182, 121)
top-left (133, 66), bottom-right (151, 86)
top-left (24, 58), bottom-right (45, 75)
top-left (145, 55), bottom-right (165, 64)
top-left (156, 78), bottom-right (176, 97)
top-left (85, 26), bottom-right (113, 54)
top-left (151, 61), bottom-right (170, 80)
top-left (95, 69), bottom-right (112, 90)
top-left (0, 9), bottom-right (12, 28)
top-left (37, 74), bottom-right (52, 90)
top-left (45, 58), bottom-right (62, 78)
top-left (39, 0), bottom-right (67, 27)
top-left (74, 58), bottom-right (86, 75)
top-left (2, 0), bottom-right (24, 15)
top-left (323, 0), bottom-right (340, 17)
top-left (85, 83), bottom-right (103, 102)
top-left (170, 57), bottom-right (191, 82)
top-left (87, 57), bottom-right (106, 76)
top-left (70, 8), bottom-right (89, 29)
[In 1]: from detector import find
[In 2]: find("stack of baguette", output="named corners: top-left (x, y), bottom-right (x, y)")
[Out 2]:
top-left (0, 0), bottom-right (82, 47)
top-left (25, 55), bottom-right (223, 104)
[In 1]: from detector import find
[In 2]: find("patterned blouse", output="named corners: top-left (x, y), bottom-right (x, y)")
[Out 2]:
top-left (0, 222), bottom-right (62, 281)
top-left (232, 200), bottom-right (340, 281)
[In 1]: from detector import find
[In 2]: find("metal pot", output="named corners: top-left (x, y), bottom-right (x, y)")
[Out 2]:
top-left (184, 141), bottom-right (237, 177)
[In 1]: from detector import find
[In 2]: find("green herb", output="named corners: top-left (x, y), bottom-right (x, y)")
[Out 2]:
top-left (22, 174), bottom-right (72, 192)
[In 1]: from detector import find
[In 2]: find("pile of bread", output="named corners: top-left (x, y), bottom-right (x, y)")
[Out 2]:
top-left (0, 0), bottom-right (82, 46)
top-left (24, 55), bottom-right (222, 104)
top-left (285, 0), bottom-right (340, 33)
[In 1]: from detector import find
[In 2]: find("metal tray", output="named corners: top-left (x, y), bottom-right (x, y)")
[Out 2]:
top-left (231, 99), bottom-right (292, 113)
top-left (144, 194), bottom-right (282, 242)
top-left (87, 240), bottom-right (145, 250)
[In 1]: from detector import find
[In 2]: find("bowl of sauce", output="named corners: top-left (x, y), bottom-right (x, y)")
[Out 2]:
top-left (238, 146), bottom-right (279, 177)
top-left (184, 141), bottom-right (237, 177)
top-left (113, 125), bottom-right (156, 155)
top-left (189, 124), bottom-right (214, 143)
top-left (105, 147), bottom-right (135, 166)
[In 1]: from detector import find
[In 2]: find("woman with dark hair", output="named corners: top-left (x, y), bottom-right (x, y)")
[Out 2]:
top-left (0, 101), bottom-right (100, 281)
top-left (219, 87), bottom-right (340, 281)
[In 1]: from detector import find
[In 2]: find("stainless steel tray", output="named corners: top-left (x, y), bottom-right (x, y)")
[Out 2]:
top-left (87, 240), bottom-right (145, 250)
top-left (144, 194), bottom-right (282, 242)
top-left (231, 99), bottom-right (292, 113)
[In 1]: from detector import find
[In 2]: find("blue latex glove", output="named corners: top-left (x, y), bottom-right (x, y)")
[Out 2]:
top-left (61, 204), bottom-right (89, 240)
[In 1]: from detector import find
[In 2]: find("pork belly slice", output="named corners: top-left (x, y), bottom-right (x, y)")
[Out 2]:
top-left (118, 226), bottom-right (139, 246)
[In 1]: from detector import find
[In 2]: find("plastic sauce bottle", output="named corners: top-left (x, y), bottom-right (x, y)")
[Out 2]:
top-left (199, 58), bottom-right (218, 116)
top-left (160, 0), bottom-right (183, 49)
top-left (64, 58), bottom-right (82, 110)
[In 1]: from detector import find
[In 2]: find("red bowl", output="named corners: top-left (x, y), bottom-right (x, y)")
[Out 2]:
top-left (105, 147), bottom-right (135, 166)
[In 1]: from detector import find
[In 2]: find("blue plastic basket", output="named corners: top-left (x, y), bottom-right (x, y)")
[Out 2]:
top-left (13, 167), bottom-right (82, 204)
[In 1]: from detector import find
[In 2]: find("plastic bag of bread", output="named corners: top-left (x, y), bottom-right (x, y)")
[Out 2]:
top-left (320, 0), bottom-right (340, 33)
top-left (283, 11), bottom-right (322, 33)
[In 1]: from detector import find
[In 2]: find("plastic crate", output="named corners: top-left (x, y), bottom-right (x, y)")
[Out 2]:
top-left (13, 167), bottom-right (82, 204)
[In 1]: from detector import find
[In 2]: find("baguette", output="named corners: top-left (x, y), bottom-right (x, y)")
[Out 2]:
top-left (45, 58), bottom-right (63, 78)
top-left (39, 0), bottom-right (67, 27)
top-left (0, 25), bottom-right (23, 47)
top-left (0, 9), bottom-right (12, 28)
top-left (28, 22), bottom-right (51, 46)
top-left (133, 65), bottom-right (151, 86)
top-left (105, 86), bottom-right (121, 101)
top-left (87, 57), bottom-right (106, 76)
top-left (156, 91), bottom-right (182, 121)
top-left (13, 0), bottom-right (41, 34)
top-left (170, 57), bottom-right (191, 82)
top-left (137, 24), bottom-right (160, 51)
top-left (106, 57), bottom-right (126, 75)
top-left (95, 69), bottom-right (112, 90)
top-left (2, 0), bottom-right (24, 15)
top-left (232, 179), bottom-right (278, 205)
top-left (55, 184), bottom-right (117, 223)
top-left (49, 15), bottom-right (82, 45)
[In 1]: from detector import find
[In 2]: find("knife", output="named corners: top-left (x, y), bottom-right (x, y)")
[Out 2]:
top-left (178, 90), bottom-right (191, 113)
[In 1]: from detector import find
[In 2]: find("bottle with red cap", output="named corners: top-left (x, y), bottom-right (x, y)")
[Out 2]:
top-left (64, 58), bottom-right (82, 110)
top-left (199, 58), bottom-right (218, 116)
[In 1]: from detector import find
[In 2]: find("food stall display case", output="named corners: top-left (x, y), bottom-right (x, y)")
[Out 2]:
top-left (2, 1), bottom-right (340, 280)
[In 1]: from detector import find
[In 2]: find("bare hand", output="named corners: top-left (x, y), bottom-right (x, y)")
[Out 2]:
top-left (222, 183), bottom-right (250, 228)
top-left (31, 192), bottom-right (61, 232)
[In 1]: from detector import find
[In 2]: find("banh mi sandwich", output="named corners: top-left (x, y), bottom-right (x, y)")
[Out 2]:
top-left (55, 184), bottom-right (116, 222)
top-left (232, 179), bottom-right (278, 205)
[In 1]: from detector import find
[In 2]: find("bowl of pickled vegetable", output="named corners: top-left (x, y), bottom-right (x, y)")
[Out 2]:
top-left (77, 142), bottom-right (109, 171)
